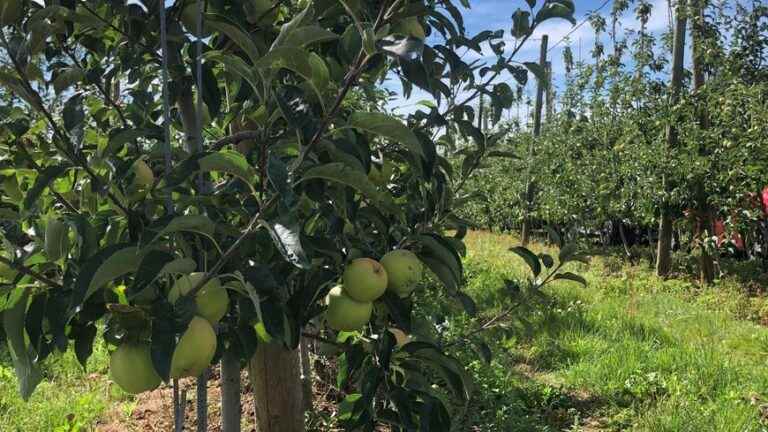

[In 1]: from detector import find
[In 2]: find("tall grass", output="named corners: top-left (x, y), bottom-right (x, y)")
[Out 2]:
top-left (457, 230), bottom-right (768, 431)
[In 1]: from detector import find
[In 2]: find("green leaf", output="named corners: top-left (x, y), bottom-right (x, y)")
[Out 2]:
top-left (267, 154), bottom-right (297, 207)
top-left (300, 162), bottom-right (401, 215)
top-left (456, 292), bottom-right (477, 316)
top-left (473, 340), bottom-right (492, 364)
top-left (53, 67), bottom-right (84, 94)
top-left (509, 246), bottom-right (541, 277)
top-left (523, 61), bottom-right (547, 83)
top-left (280, 25), bottom-right (339, 47)
top-left (104, 128), bottom-right (161, 158)
top-left (70, 245), bottom-right (142, 314)
top-left (544, 226), bottom-right (563, 247)
top-left (127, 251), bottom-right (194, 299)
top-left (150, 301), bottom-right (176, 381)
top-left (553, 272), bottom-right (587, 286)
top-left (149, 214), bottom-right (216, 244)
top-left (346, 112), bottom-right (424, 158)
top-left (3, 288), bottom-right (42, 400)
top-left (0, 69), bottom-right (42, 110)
top-left (162, 151), bottom-right (256, 189)
top-left (73, 324), bottom-right (97, 369)
top-left (417, 234), bottom-right (463, 285)
top-left (401, 342), bottom-right (471, 401)
top-left (421, 256), bottom-right (459, 294)
top-left (534, 1), bottom-right (576, 25)
top-left (23, 165), bottom-right (69, 212)
top-left (203, 51), bottom-right (261, 96)
top-left (260, 215), bottom-right (311, 269)
top-left (198, 151), bottom-right (256, 182)
top-left (539, 253), bottom-right (554, 269)
top-left (558, 243), bottom-right (577, 263)
top-left (205, 17), bottom-right (262, 63)
top-left (511, 9), bottom-right (532, 38)
top-left (255, 47), bottom-right (314, 82)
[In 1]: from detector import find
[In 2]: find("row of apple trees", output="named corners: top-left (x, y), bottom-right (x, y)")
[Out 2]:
top-left (458, 0), bottom-right (768, 276)
top-left (0, 0), bottom-right (577, 430)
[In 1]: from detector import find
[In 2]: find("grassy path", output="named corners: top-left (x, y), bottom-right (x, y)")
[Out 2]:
top-left (460, 231), bottom-right (768, 431)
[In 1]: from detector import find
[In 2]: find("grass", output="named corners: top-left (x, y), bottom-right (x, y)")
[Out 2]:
top-left (456, 230), bottom-right (768, 431)
top-left (2, 230), bottom-right (768, 431)
top-left (0, 337), bottom-right (132, 432)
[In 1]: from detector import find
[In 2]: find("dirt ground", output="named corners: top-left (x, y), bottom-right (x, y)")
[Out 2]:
top-left (96, 367), bottom-right (257, 432)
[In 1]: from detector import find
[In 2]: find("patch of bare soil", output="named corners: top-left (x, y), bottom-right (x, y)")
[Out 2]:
top-left (96, 366), bottom-right (256, 432)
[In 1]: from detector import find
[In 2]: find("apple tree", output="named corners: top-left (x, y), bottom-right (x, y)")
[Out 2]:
top-left (0, 0), bottom-right (575, 430)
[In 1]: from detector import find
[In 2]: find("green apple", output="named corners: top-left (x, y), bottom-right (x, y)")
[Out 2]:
top-left (168, 273), bottom-right (229, 324)
top-left (170, 316), bottom-right (217, 379)
top-left (325, 285), bottom-right (373, 331)
top-left (132, 159), bottom-right (154, 189)
top-left (380, 250), bottom-right (423, 297)
top-left (0, 0), bottom-right (23, 27)
top-left (342, 258), bottom-right (388, 302)
top-left (110, 343), bottom-right (162, 394)
top-left (44, 218), bottom-right (70, 261)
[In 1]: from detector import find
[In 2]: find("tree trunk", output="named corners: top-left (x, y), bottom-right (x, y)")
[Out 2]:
top-left (249, 343), bottom-right (305, 432)
top-left (196, 371), bottom-right (209, 432)
top-left (221, 349), bottom-right (242, 432)
top-left (618, 221), bottom-right (635, 264)
top-left (299, 337), bottom-right (314, 412)
top-left (656, 212), bottom-right (674, 277)
top-left (521, 35), bottom-right (549, 246)
top-left (656, 0), bottom-right (687, 277)
top-left (691, 0), bottom-right (715, 285)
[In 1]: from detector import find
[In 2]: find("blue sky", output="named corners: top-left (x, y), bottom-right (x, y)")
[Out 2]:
top-left (386, 0), bottom-right (673, 116)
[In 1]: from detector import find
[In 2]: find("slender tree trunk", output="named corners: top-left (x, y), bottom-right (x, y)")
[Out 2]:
top-left (249, 343), bottom-right (305, 432)
top-left (174, 380), bottom-right (187, 432)
top-left (299, 337), bottom-right (314, 411)
top-left (656, 0), bottom-right (687, 277)
top-left (656, 212), bottom-right (674, 276)
top-left (691, 0), bottom-right (715, 284)
top-left (618, 221), bottom-right (635, 264)
top-left (522, 35), bottom-right (549, 246)
top-left (196, 370), bottom-right (209, 432)
top-left (221, 349), bottom-right (242, 432)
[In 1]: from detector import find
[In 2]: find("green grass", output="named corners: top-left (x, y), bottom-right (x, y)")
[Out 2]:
top-left (457, 230), bottom-right (768, 431)
top-left (0, 338), bottom-right (130, 432)
top-left (2, 230), bottom-right (768, 431)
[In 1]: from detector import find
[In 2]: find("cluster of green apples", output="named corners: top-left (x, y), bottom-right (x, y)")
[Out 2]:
top-left (110, 273), bottom-right (229, 395)
top-left (326, 250), bottom-right (423, 331)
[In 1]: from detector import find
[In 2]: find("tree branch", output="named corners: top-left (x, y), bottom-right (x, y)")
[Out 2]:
top-left (62, 47), bottom-right (130, 130)
top-left (78, 1), bottom-right (154, 52)
top-left (0, 33), bottom-right (132, 217)
top-left (0, 256), bottom-right (64, 290)
top-left (292, 0), bottom-right (393, 170)
top-left (211, 130), bottom-right (261, 152)
top-left (16, 140), bottom-right (80, 215)
top-left (185, 195), bottom-right (278, 299)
